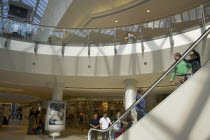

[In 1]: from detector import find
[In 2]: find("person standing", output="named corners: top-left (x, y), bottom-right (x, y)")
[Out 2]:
top-left (123, 112), bottom-right (133, 130)
top-left (113, 112), bottom-right (122, 139)
top-left (100, 112), bottom-right (112, 140)
top-left (90, 114), bottom-right (100, 140)
top-left (170, 53), bottom-right (192, 87)
top-left (79, 113), bottom-right (84, 130)
top-left (27, 109), bottom-right (36, 135)
top-left (185, 50), bottom-right (201, 74)
top-left (135, 88), bottom-right (147, 121)
top-left (127, 32), bottom-right (135, 42)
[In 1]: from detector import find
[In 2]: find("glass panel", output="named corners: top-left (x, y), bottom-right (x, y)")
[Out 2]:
top-left (34, 26), bottom-right (62, 43)
top-left (189, 8), bottom-right (197, 21)
top-left (173, 14), bottom-right (182, 23)
top-left (142, 19), bottom-right (169, 41)
top-left (182, 11), bottom-right (190, 22)
top-left (64, 29), bottom-right (89, 45)
top-left (197, 7), bottom-right (202, 19)
top-left (25, 23), bottom-right (37, 41)
top-left (204, 3), bottom-right (210, 24)
top-left (171, 5), bottom-right (202, 34)
top-left (160, 18), bottom-right (168, 28)
top-left (90, 28), bottom-right (115, 46)
top-left (49, 28), bottom-right (64, 44)
top-left (5, 20), bottom-right (25, 39)
top-left (0, 17), bottom-right (3, 35)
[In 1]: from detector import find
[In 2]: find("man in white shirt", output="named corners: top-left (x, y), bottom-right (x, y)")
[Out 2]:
top-left (100, 112), bottom-right (112, 140)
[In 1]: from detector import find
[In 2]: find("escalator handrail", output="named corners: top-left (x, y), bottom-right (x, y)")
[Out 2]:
top-left (88, 27), bottom-right (210, 140)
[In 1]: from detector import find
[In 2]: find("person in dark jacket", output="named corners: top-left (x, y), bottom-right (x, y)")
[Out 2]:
top-left (185, 50), bottom-right (201, 74)
top-left (90, 114), bottom-right (100, 140)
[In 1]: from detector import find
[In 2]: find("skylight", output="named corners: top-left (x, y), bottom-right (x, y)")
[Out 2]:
top-left (0, 0), bottom-right (48, 24)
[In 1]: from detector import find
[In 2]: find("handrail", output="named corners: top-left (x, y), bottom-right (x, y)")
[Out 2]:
top-left (87, 27), bottom-right (210, 140)
top-left (0, 0), bottom-right (209, 29)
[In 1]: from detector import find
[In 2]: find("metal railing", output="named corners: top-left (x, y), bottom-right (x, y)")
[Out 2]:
top-left (87, 27), bottom-right (210, 140)
top-left (0, 0), bottom-right (210, 46)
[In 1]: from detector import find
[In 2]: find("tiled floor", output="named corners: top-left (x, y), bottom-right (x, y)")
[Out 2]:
top-left (0, 125), bottom-right (88, 140)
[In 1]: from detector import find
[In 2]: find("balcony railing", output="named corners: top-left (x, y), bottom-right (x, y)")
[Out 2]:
top-left (0, 1), bottom-right (210, 47)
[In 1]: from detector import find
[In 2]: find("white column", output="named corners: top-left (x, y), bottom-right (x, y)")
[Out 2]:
top-left (48, 82), bottom-right (64, 138)
top-left (124, 79), bottom-right (137, 123)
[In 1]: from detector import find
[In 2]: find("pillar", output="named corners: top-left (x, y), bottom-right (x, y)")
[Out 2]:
top-left (124, 79), bottom-right (137, 123)
top-left (48, 82), bottom-right (64, 138)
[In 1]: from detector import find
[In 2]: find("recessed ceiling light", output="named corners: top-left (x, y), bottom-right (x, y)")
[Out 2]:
top-left (115, 20), bottom-right (118, 23)
top-left (147, 10), bottom-right (150, 13)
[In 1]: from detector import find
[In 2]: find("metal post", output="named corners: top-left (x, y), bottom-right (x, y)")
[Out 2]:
top-left (200, 5), bottom-right (207, 54)
top-left (140, 25), bottom-right (144, 53)
top-left (114, 27), bottom-right (117, 55)
top-left (63, 29), bottom-right (66, 44)
top-left (88, 29), bottom-right (91, 57)
top-left (61, 43), bottom-right (65, 56)
top-left (168, 17), bottom-right (174, 48)
top-left (34, 41), bottom-right (39, 54)
top-left (200, 4), bottom-right (206, 31)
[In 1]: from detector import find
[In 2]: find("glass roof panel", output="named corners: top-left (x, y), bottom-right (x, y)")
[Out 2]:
top-left (0, 0), bottom-right (48, 24)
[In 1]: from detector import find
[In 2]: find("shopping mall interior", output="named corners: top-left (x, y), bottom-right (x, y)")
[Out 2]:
top-left (1, 0), bottom-right (210, 140)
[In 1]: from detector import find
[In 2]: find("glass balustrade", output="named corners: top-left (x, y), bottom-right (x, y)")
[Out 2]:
top-left (0, 1), bottom-right (209, 46)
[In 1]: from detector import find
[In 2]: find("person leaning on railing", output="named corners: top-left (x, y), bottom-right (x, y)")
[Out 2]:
top-left (170, 53), bottom-right (192, 87)
top-left (125, 32), bottom-right (136, 42)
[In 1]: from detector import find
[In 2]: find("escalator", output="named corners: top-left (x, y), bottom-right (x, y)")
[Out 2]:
top-left (88, 27), bottom-right (210, 140)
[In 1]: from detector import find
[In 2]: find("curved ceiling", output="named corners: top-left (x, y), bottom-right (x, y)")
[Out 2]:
top-left (57, 0), bottom-right (206, 28)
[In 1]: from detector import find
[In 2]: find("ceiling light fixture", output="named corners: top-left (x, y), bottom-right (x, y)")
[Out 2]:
top-left (115, 20), bottom-right (118, 23)
top-left (147, 10), bottom-right (150, 13)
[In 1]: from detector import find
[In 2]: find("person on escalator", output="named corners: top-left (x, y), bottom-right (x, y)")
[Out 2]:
top-left (113, 112), bottom-right (122, 139)
top-left (170, 52), bottom-right (192, 87)
top-left (184, 50), bottom-right (201, 74)
top-left (135, 88), bottom-right (147, 121)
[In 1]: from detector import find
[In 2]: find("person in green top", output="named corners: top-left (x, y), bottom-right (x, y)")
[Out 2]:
top-left (169, 53), bottom-right (192, 87)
